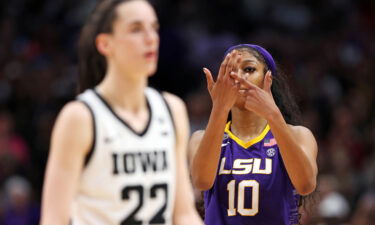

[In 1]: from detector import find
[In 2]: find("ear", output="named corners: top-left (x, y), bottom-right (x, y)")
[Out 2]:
top-left (96, 33), bottom-right (112, 57)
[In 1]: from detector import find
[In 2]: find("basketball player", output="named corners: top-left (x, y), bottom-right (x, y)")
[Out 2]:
top-left (40, 0), bottom-right (203, 224)
top-left (189, 44), bottom-right (318, 225)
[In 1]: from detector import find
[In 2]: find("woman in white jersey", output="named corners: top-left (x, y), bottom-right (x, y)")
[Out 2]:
top-left (40, 0), bottom-right (203, 224)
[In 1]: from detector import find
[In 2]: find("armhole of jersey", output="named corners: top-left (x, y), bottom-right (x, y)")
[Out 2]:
top-left (160, 92), bottom-right (176, 137)
top-left (78, 100), bottom-right (96, 168)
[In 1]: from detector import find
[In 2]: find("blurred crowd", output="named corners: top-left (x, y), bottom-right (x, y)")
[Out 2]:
top-left (0, 0), bottom-right (374, 224)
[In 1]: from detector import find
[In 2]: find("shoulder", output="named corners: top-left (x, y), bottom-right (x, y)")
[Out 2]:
top-left (161, 92), bottom-right (190, 145)
top-left (52, 101), bottom-right (93, 155)
top-left (190, 130), bottom-right (205, 145)
top-left (287, 124), bottom-right (317, 149)
top-left (57, 101), bottom-right (93, 127)
top-left (162, 91), bottom-right (186, 114)
top-left (187, 130), bottom-right (205, 163)
top-left (287, 125), bottom-right (315, 139)
top-left (161, 91), bottom-right (188, 127)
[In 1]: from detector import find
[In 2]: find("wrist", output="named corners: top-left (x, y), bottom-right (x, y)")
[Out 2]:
top-left (210, 104), bottom-right (231, 124)
top-left (212, 103), bottom-right (231, 115)
top-left (266, 107), bottom-right (283, 124)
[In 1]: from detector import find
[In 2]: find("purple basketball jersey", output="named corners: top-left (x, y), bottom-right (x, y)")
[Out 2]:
top-left (204, 123), bottom-right (300, 225)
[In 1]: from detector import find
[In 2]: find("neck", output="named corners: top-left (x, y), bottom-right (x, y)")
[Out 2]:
top-left (230, 107), bottom-right (268, 139)
top-left (97, 66), bottom-right (148, 113)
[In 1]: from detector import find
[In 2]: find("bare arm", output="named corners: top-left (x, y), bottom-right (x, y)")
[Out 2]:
top-left (189, 105), bottom-right (230, 190)
top-left (190, 51), bottom-right (242, 191)
top-left (163, 92), bottom-right (203, 225)
top-left (268, 115), bottom-right (318, 195)
top-left (40, 101), bottom-right (93, 225)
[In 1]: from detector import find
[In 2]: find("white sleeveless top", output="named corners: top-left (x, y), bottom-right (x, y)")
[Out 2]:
top-left (71, 87), bottom-right (176, 225)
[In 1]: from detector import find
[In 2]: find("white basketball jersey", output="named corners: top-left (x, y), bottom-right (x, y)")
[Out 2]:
top-left (72, 87), bottom-right (176, 225)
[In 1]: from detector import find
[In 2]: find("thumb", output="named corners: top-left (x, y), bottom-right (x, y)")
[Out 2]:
top-left (203, 67), bottom-right (214, 92)
top-left (263, 70), bottom-right (273, 94)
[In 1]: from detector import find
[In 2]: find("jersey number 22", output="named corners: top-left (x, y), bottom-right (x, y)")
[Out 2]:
top-left (121, 183), bottom-right (168, 224)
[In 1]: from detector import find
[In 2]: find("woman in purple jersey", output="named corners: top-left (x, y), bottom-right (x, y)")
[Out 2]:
top-left (189, 44), bottom-right (318, 225)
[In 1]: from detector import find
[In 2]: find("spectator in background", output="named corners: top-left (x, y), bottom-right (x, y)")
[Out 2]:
top-left (185, 89), bottom-right (211, 134)
top-left (0, 111), bottom-right (29, 165)
top-left (0, 111), bottom-right (30, 185)
top-left (317, 174), bottom-right (350, 225)
top-left (1, 176), bottom-right (39, 225)
top-left (349, 191), bottom-right (375, 225)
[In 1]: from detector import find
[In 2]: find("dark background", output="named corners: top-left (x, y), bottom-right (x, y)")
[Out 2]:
top-left (0, 0), bottom-right (374, 224)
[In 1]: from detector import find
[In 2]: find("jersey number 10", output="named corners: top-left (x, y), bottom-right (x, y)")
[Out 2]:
top-left (227, 180), bottom-right (259, 216)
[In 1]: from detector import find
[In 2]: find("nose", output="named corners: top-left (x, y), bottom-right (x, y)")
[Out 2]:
top-left (240, 70), bottom-right (249, 79)
top-left (144, 27), bottom-right (159, 46)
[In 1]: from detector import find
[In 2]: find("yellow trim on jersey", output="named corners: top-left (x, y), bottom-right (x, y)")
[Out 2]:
top-left (224, 122), bottom-right (270, 149)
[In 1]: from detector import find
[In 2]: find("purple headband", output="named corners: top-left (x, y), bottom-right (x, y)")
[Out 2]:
top-left (224, 44), bottom-right (277, 76)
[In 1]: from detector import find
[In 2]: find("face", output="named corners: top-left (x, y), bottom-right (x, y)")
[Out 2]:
top-left (99, 0), bottom-right (159, 78)
top-left (234, 49), bottom-right (267, 108)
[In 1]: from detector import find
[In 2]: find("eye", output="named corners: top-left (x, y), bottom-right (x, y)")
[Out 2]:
top-left (243, 67), bottom-right (256, 73)
top-left (130, 25), bottom-right (142, 33)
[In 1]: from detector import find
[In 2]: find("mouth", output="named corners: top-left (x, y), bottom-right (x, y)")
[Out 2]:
top-left (144, 51), bottom-right (157, 60)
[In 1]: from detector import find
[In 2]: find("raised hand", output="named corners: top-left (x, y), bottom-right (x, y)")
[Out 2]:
top-left (230, 70), bottom-right (279, 120)
top-left (203, 51), bottom-right (242, 112)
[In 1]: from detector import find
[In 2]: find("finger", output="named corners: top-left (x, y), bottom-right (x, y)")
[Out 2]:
top-left (218, 53), bottom-right (231, 80)
top-left (227, 51), bottom-right (242, 78)
top-left (225, 50), bottom-right (237, 78)
top-left (229, 71), bottom-right (240, 85)
top-left (203, 67), bottom-right (214, 91)
top-left (229, 72), bottom-right (257, 90)
top-left (232, 72), bottom-right (241, 88)
top-left (263, 70), bottom-right (273, 94)
top-left (233, 53), bottom-right (243, 74)
top-left (244, 94), bottom-right (259, 107)
top-left (228, 72), bottom-right (240, 87)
